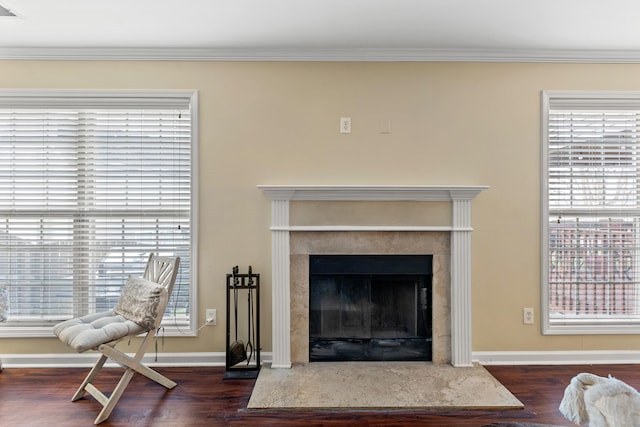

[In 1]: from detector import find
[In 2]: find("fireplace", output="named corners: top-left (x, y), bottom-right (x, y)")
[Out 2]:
top-left (258, 185), bottom-right (488, 368)
top-left (291, 231), bottom-right (448, 364)
top-left (309, 254), bottom-right (433, 362)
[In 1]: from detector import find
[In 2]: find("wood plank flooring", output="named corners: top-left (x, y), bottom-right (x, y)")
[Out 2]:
top-left (1, 364), bottom-right (638, 426)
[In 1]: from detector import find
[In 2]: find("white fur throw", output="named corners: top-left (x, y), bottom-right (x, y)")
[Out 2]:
top-left (559, 372), bottom-right (640, 426)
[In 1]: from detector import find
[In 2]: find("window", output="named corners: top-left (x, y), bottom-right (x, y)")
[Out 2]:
top-left (542, 91), bottom-right (640, 334)
top-left (0, 90), bottom-right (197, 337)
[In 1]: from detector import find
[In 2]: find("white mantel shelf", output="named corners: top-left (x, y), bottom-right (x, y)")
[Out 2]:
top-left (258, 184), bottom-right (488, 368)
top-left (257, 185), bottom-right (488, 202)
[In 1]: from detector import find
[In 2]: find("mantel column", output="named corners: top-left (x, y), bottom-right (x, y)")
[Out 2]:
top-left (270, 199), bottom-right (292, 368)
top-left (450, 198), bottom-right (473, 367)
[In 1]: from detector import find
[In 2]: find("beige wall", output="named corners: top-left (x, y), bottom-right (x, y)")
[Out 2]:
top-left (3, 60), bottom-right (640, 356)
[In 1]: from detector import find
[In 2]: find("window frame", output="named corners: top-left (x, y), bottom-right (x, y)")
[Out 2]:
top-left (0, 89), bottom-right (199, 338)
top-left (542, 90), bottom-right (640, 335)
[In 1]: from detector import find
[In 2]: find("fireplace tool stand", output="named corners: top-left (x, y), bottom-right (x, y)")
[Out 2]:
top-left (224, 265), bottom-right (260, 379)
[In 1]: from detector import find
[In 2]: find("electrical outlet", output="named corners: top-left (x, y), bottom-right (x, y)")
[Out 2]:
top-left (205, 308), bottom-right (216, 326)
top-left (340, 117), bottom-right (351, 134)
top-left (523, 307), bottom-right (534, 325)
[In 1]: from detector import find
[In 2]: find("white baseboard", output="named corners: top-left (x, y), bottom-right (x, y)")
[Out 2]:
top-left (474, 350), bottom-right (640, 365)
top-left (0, 352), bottom-right (272, 369)
top-left (1, 350), bottom-right (638, 368)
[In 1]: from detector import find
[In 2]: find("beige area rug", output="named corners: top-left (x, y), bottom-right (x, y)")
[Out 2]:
top-left (247, 362), bottom-right (524, 411)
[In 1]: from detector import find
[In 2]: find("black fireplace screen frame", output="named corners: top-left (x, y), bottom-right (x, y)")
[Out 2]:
top-left (309, 254), bottom-right (433, 362)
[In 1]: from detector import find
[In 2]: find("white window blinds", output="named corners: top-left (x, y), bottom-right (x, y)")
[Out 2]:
top-left (0, 91), bottom-right (195, 335)
top-left (543, 91), bottom-right (640, 333)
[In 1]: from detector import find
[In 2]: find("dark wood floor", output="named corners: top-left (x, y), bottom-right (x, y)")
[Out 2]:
top-left (1, 363), bottom-right (638, 426)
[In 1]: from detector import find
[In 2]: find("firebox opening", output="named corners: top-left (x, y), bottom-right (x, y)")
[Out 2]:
top-left (309, 254), bottom-right (433, 362)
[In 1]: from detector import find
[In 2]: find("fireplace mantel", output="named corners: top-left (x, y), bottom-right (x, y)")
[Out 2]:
top-left (258, 185), bottom-right (488, 368)
top-left (258, 185), bottom-right (487, 202)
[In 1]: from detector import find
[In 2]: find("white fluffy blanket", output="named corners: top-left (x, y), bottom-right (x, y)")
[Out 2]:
top-left (559, 372), bottom-right (640, 426)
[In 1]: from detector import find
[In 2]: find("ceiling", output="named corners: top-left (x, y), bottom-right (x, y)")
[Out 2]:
top-left (2, 0), bottom-right (640, 61)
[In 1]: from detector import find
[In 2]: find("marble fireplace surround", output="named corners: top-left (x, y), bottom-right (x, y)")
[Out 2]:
top-left (291, 231), bottom-right (448, 364)
top-left (258, 185), bottom-right (488, 368)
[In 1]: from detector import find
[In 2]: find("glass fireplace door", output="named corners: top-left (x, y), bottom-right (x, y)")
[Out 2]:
top-left (309, 255), bottom-right (432, 362)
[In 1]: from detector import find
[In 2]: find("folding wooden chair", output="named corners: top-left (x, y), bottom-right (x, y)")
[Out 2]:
top-left (54, 253), bottom-right (180, 424)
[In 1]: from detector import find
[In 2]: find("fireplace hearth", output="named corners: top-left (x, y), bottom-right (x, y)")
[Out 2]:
top-left (309, 255), bottom-right (432, 362)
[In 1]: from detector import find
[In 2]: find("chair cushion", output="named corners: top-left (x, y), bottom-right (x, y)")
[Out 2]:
top-left (114, 276), bottom-right (168, 329)
top-left (53, 310), bottom-right (146, 353)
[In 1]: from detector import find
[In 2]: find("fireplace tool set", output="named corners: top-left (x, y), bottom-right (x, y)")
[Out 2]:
top-left (224, 265), bottom-right (260, 379)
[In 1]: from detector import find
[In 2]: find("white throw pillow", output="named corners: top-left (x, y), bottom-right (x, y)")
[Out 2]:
top-left (114, 276), bottom-right (168, 329)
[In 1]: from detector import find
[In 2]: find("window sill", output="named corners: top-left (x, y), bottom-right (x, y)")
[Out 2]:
top-left (544, 320), bottom-right (640, 335)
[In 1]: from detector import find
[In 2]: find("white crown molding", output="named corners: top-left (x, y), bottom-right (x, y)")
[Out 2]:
top-left (4, 46), bottom-right (640, 62)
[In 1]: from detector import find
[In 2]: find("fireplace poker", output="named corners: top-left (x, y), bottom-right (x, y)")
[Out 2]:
top-left (228, 266), bottom-right (246, 366)
top-left (246, 266), bottom-right (255, 366)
